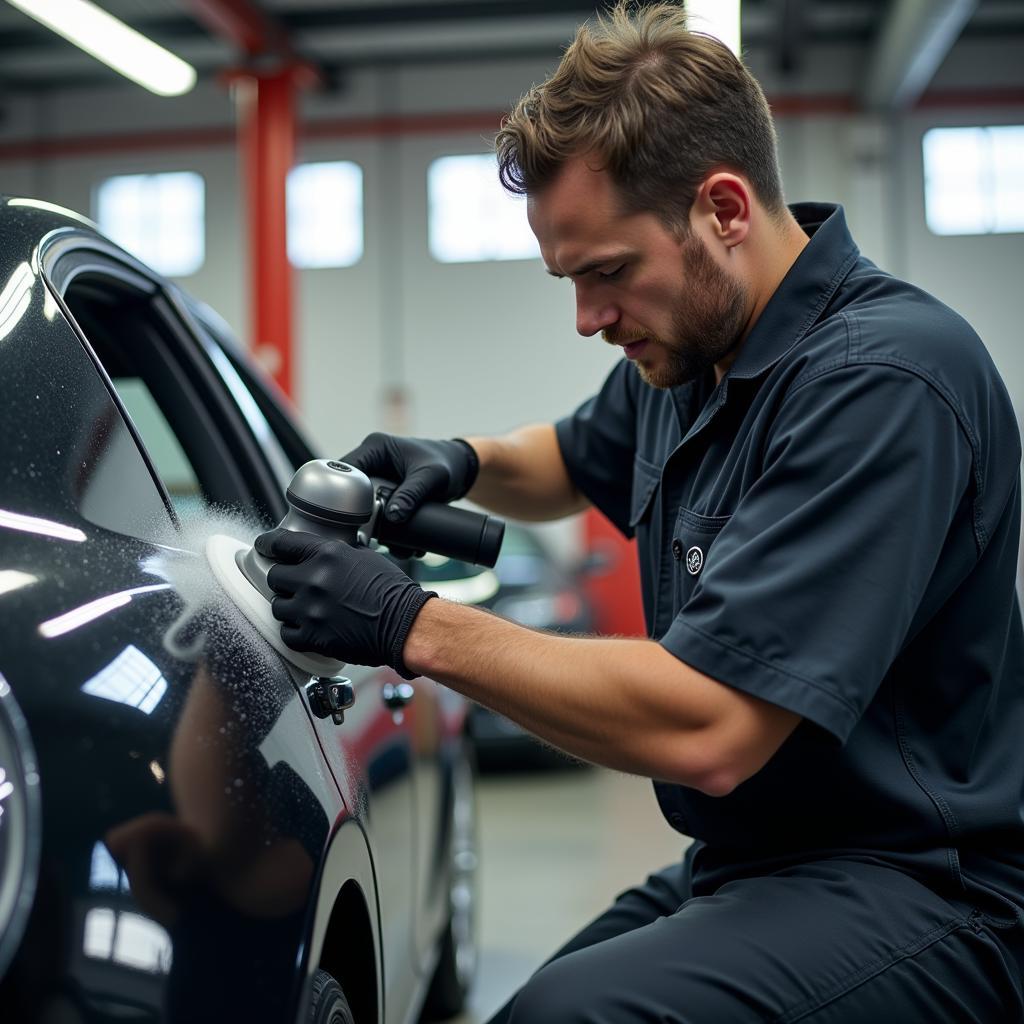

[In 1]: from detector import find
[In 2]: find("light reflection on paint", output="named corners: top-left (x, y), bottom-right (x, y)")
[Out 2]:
top-left (38, 584), bottom-right (170, 639)
top-left (83, 906), bottom-right (172, 974)
top-left (0, 262), bottom-right (34, 343)
top-left (7, 196), bottom-right (97, 227)
top-left (0, 509), bottom-right (87, 543)
top-left (89, 840), bottom-right (127, 891)
top-left (80, 644), bottom-right (168, 714)
top-left (42, 279), bottom-right (60, 322)
top-left (0, 570), bottom-right (38, 597)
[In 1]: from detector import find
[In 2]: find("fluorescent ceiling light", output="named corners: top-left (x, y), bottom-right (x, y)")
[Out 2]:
top-left (686, 0), bottom-right (742, 56)
top-left (6, 0), bottom-right (196, 97)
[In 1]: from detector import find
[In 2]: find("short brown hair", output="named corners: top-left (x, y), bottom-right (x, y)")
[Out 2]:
top-left (495, 1), bottom-right (785, 229)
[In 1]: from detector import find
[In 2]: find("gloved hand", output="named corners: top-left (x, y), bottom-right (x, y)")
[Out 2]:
top-left (340, 432), bottom-right (479, 524)
top-left (254, 529), bottom-right (437, 678)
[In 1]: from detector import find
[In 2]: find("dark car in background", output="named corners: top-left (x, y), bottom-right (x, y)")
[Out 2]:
top-left (417, 523), bottom-right (601, 767)
top-left (0, 196), bottom-right (477, 1024)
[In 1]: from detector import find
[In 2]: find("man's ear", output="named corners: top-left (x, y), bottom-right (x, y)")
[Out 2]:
top-left (693, 173), bottom-right (751, 249)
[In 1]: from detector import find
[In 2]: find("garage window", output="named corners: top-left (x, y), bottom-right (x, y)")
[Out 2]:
top-left (428, 154), bottom-right (539, 263)
top-left (95, 172), bottom-right (205, 277)
top-left (923, 126), bottom-right (1024, 235)
top-left (287, 161), bottom-right (363, 268)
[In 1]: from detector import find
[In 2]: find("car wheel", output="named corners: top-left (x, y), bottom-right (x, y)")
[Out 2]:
top-left (309, 968), bottom-right (355, 1024)
top-left (422, 742), bottom-right (479, 1020)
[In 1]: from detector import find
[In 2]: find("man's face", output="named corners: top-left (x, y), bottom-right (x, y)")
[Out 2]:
top-left (528, 156), bottom-right (750, 388)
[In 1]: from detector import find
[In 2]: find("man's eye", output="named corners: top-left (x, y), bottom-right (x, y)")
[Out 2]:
top-left (598, 265), bottom-right (625, 280)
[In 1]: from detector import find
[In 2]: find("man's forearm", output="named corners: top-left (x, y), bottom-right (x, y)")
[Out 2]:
top-left (464, 424), bottom-right (589, 521)
top-left (403, 598), bottom-right (798, 794)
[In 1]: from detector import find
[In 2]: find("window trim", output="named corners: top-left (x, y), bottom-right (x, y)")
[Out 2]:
top-left (42, 236), bottom-right (290, 527)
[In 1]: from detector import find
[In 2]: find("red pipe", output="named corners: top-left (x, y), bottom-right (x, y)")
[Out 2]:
top-left (2, 90), bottom-right (1021, 162)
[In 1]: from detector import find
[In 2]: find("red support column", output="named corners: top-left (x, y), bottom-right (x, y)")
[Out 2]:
top-left (582, 508), bottom-right (647, 638)
top-left (236, 69), bottom-right (296, 397)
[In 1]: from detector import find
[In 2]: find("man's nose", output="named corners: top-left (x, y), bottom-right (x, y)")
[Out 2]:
top-left (575, 289), bottom-right (618, 337)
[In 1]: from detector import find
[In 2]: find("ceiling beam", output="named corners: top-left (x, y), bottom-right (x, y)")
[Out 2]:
top-left (184, 0), bottom-right (285, 56)
top-left (861, 0), bottom-right (978, 110)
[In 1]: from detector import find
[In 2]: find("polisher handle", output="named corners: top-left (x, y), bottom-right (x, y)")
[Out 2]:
top-left (372, 483), bottom-right (505, 568)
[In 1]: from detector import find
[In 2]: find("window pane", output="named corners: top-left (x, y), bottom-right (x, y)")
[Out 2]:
top-left (114, 378), bottom-right (206, 520)
top-left (428, 154), bottom-right (540, 263)
top-left (991, 127), bottom-right (1024, 233)
top-left (923, 126), bottom-right (1024, 236)
top-left (287, 161), bottom-right (363, 269)
top-left (95, 172), bottom-right (205, 277)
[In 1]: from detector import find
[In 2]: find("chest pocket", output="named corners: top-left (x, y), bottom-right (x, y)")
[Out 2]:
top-left (671, 507), bottom-right (731, 613)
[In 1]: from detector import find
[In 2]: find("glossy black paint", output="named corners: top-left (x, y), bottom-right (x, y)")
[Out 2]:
top-left (0, 198), bottom-right (473, 1024)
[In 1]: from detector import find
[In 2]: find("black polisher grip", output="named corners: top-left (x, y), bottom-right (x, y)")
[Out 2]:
top-left (373, 484), bottom-right (505, 567)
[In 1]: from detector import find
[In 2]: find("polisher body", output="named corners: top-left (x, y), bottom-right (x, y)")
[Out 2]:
top-left (206, 532), bottom-right (346, 678)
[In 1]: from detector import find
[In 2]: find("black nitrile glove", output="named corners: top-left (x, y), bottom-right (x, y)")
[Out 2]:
top-left (340, 432), bottom-right (479, 524)
top-left (254, 529), bottom-right (437, 679)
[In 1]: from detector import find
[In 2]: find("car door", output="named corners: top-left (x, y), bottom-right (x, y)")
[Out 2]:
top-left (188, 299), bottom-right (451, 1006)
top-left (44, 239), bottom-right (423, 1023)
top-left (1, 232), bottom-right (351, 1023)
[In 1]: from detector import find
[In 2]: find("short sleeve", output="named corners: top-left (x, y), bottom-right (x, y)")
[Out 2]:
top-left (555, 360), bottom-right (639, 536)
top-left (659, 364), bottom-right (974, 742)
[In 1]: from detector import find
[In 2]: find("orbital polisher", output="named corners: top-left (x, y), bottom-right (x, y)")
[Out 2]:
top-left (206, 458), bottom-right (505, 677)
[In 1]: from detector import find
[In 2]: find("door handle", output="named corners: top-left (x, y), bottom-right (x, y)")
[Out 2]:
top-left (306, 676), bottom-right (355, 725)
top-left (382, 681), bottom-right (415, 709)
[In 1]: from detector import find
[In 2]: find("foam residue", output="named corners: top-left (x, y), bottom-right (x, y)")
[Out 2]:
top-left (140, 504), bottom-right (277, 669)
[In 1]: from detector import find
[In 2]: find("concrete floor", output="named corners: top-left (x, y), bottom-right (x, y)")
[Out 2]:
top-left (453, 761), bottom-right (691, 1023)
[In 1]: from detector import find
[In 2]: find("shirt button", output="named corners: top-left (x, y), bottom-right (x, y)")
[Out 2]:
top-left (671, 539), bottom-right (683, 559)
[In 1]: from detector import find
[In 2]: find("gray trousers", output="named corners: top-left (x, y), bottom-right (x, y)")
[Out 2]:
top-left (487, 846), bottom-right (1024, 1023)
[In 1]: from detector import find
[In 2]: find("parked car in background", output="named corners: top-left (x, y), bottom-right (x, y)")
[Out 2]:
top-left (416, 523), bottom-right (602, 767)
top-left (0, 196), bottom-right (477, 1024)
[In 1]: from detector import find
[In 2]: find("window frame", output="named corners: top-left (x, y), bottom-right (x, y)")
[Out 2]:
top-left (42, 235), bottom-right (290, 529)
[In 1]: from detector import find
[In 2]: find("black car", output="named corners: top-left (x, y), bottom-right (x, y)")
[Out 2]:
top-left (0, 196), bottom-right (477, 1024)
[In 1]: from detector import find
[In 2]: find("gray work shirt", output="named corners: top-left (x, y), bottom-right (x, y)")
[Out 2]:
top-left (556, 203), bottom-right (1024, 922)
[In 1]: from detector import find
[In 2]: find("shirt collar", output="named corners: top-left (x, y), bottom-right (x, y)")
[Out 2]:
top-left (725, 202), bottom-right (861, 381)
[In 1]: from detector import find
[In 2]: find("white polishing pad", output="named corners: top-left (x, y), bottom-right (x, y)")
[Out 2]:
top-left (205, 533), bottom-right (346, 679)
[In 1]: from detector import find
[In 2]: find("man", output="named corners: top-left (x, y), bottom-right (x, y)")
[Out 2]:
top-left (257, 3), bottom-right (1024, 1020)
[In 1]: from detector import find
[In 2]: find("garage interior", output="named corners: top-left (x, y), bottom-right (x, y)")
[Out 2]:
top-left (2, 1), bottom-right (1023, 1022)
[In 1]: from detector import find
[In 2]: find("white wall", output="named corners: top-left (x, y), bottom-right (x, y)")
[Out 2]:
top-left (2, 47), bottom-right (1021, 458)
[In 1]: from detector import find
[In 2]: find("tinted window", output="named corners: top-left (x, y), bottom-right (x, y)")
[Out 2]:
top-left (62, 272), bottom-right (277, 527)
top-left (0, 282), bottom-right (171, 541)
top-left (113, 378), bottom-right (205, 519)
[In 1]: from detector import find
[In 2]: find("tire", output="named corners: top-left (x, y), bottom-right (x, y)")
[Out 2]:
top-left (421, 742), bottom-right (479, 1020)
top-left (309, 968), bottom-right (355, 1024)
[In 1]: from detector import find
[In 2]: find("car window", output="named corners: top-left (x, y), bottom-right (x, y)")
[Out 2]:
top-left (184, 298), bottom-right (311, 486)
top-left (0, 284), bottom-right (172, 541)
top-left (59, 267), bottom-right (281, 529)
top-left (113, 379), bottom-right (205, 520)
top-left (187, 299), bottom-right (317, 476)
